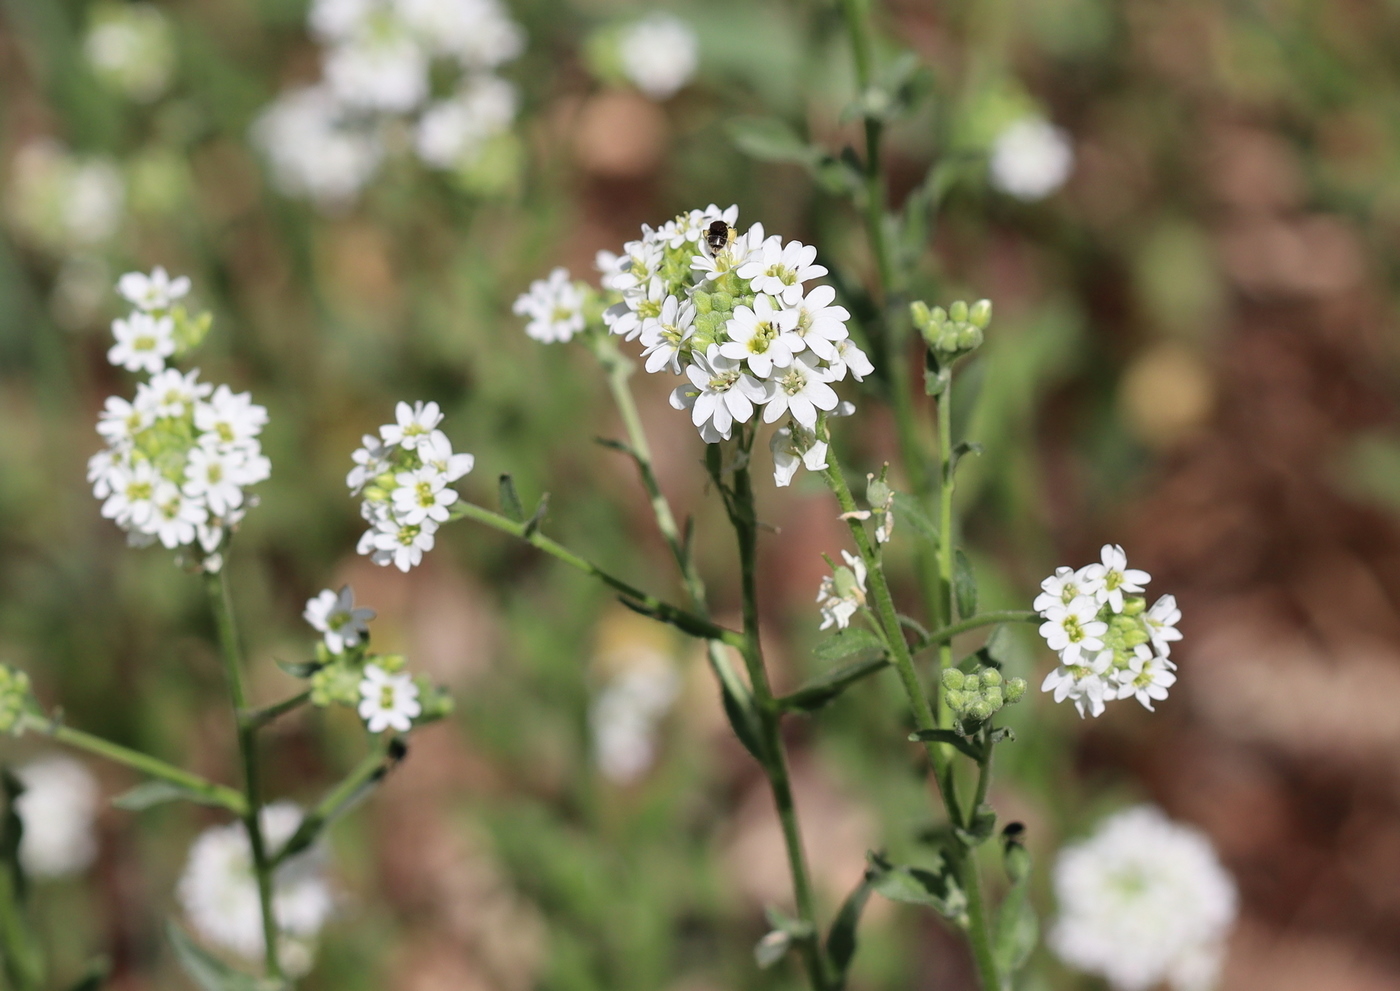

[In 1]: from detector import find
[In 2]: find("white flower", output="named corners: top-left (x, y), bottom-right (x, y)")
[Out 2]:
top-left (590, 664), bottom-right (680, 783)
top-left (100, 459), bottom-right (160, 529)
top-left (770, 421), bottom-right (828, 487)
top-left (322, 33), bottom-right (429, 113)
top-left (380, 400), bottom-right (443, 450)
top-left (826, 338), bottom-right (874, 382)
top-left (1032, 563), bottom-right (1107, 613)
top-left (618, 14), bottom-right (698, 101)
top-left (1038, 596), bottom-right (1107, 665)
top-left (107, 311), bottom-right (176, 373)
top-left (346, 434), bottom-right (390, 494)
top-left (87, 449), bottom-right (118, 499)
top-left (656, 203), bottom-right (737, 249)
top-left (1095, 544), bottom-right (1150, 613)
top-left (96, 395), bottom-right (152, 446)
top-left (151, 483), bottom-right (209, 549)
top-left (415, 75), bottom-right (517, 169)
top-left (1115, 651), bottom-right (1177, 712)
top-left (816, 550), bottom-right (867, 631)
top-left (719, 294), bottom-right (804, 378)
top-left (117, 266), bottom-right (190, 312)
top-left (178, 802), bottom-right (335, 967)
top-left (304, 586), bottom-right (376, 653)
top-left (83, 3), bottom-right (176, 102)
top-left (513, 268), bottom-right (586, 344)
top-left (417, 429), bottom-right (475, 482)
top-left (604, 276), bottom-right (665, 341)
top-left (391, 465), bottom-right (458, 524)
top-left (251, 86), bottom-right (384, 209)
top-left (736, 237), bottom-right (827, 306)
top-left (357, 664), bottom-right (422, 732)
top-left (394, 0), bottom-right (525, 68)
top-left (639, 295), bottom-right (696, 374)
top-left (184, 446), bottom-right (256, 516)
top-left (362, 516), bottom-right (438, 572)
top-left (791, 284), bottom-right (850, 360)
top-left (135, 367), bottom-right (211, 419)
top-left (668, 346), bottom-right (766, 443)
top-left (7, 141), bottom-right (124, 252)
top-left (194, 386), bottom-right (269, 451)
top-left (989, 117), bottom-right (1074, 201)
top-left (760, 353), bottom-right (840, 431)
top-left (691, 222), bottom-right (764, 283)
top-left (1145, 594), bottom-right (1182, 657)
top-left (14, 756), bottom-right (99, 879)
top-left (1050, 806), bottom-right (1236, 991)
top-left (1041, 649), bottom-right (1115, 718)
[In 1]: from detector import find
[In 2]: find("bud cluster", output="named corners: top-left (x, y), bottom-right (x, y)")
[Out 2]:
top-left (912, 298), bottom-right (992, 360)
top-left (941, 665), bottom-right (1027, 728)
top-left (0, 665), bottom-right (33, 736)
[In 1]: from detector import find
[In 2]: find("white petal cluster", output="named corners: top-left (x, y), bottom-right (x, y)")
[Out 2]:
top-left (304, 585), bottom-right (376, 654)
top-left (816, 550), bottom-right (867, 631)
top-left (1051, 806), bottom-right (1236, 991)
top-left (254, 0), bottom-right (524, 207)
top-left (512, 267), bottom-right (587, 344)
top-left (618, 14), bottom-right (699, 101)
top-left (178, 802), bottom-right (335, 972)
top-left (83, 3), bottom-right (175, 103)
top-left (590, 664), bottom-right (680, 784)
top-left (6, 140), bottom-right (124, 255)
top-left (14, 755), bottom-right (100, 879)
top-left (349, 401), bottom-right (474, 572)
top-left (989, 117), bottom-right (1074, 201)
top-left (88, 272), bottom-right (269, 562)
top-left (519, 206), bottom-right (869, 487)
top-left (357, 663), bottom-right (422, 732)
top-left (1037, 545), bottom-right (1179, 718)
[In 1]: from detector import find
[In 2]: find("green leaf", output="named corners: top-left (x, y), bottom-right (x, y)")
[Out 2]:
top-left (726, 117), bottom-right (817, 165)
top-left (866, 852), bottom-right (967, 921)
top-left (521, 493), bottom-right (549, 538)
top-left (780, 655), bottom-right (889, 712)
top-left (954, 550), bottom-right (977, 619)
top-left (592, 436), bottom-right (633, 457)
top-left (963, 804), bottom-right (997, 845)
top-left (167, 923), bottom-right (284, 991)
top-left (891, 491), bottom-right (938, 544)
top-left (719, 682), bottom-right (765, 764)
top-left (994, 833), bottom-right (1038, 976)
top-left (275, 658), bottom-right (321, 679)
top-left (909, 728), bottom-right (982, 761)
top-left (950, 440), bottom-right (984, 473)
top-left (112, 780), bottom-right (225, 812)
top-left (825, 873), bottom-right (874, 986)
top-left (498, 474), bottom-right (525, 522)
top-left (754, 930), bottom-right (791, 969)
top-left (812, 628), bottom-right (884, 662)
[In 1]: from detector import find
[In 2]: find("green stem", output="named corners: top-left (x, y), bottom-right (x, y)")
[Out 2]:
top-left (205, 569), bottom-right (283, 982)
top-left (914, 611), bottom-right (1040, 650)
top-left (244, 690), bottom-right (313, 731)
top-left (453, 501), bottom-right (743, 648)
top-left (730, 448), bottom-right (830, 991)
top-left (272, 737), bottom-right (400, 868)
top-left (19, 715), bottom-right (246, 815)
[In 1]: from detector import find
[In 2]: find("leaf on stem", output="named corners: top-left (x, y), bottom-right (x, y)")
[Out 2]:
top-left (274, 658), bottom-right (320, 679)
top-left (521, 493), bottom-right (550, 539)
top-left (955, 804), bottom-right (998, 848)
top-left (866, 851), bottom-right (967, 923)
top-left (950, 440), bottom-right (984, 475)
top-left (779, 655), bottom-right (890, 713)
top-left (112, 780), bottom-right (228, 812)
top-left (825, 872), bottom-right (874, 986)
top-left (719, 681), bottom-right (765, 764)
top-left (994, 826), bottom-right (1038, 976)
top-left (812, 628), bottom-right (884, 662)
top-left (891, 491), bottom-right (938, 544)
top-left (167, 922), bottom-right (284, 991)
top-left (725, 117), bottom-right (818, 164)
top-left (954, 550), bottom-right (977, 619)
top-left (909, 728), bottom-right (982, 762)
top-left (592, 436), bottom-right (635, 459)
top-left (497, 474), bottom-right (525, 523)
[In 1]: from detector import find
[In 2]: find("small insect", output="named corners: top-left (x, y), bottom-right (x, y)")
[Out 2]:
top-left (706, 220), bottom-right (734, 254)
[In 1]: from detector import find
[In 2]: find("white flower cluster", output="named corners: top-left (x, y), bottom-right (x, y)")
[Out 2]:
top-left (989, 116), bottom-right (1074, 201)
top-left (178, 802), bottom-right (335, 974)
top-left (347, 403), bottom-right (474, 572)
top-left (617, 14), bottom-right (699, 101)
top-left (513, 205), bottom-right (870, 486)
top-left (88, 270), bottom-right (269, 563)
top-left (83, 2), bottom-right (175, 103)
top-left (253, 0), bottom-right (523, 208)
top-left (816, 551), bottom-right (867, 631)
top-left (6, 140), bottom-right (124, 256)
top-left (1051, 806), bottom-right (1236, 991)
top-left (590, 664), bottom-right (680, 784)
top-left (14, 755), bottom-right (100, 880)
top-left (1037, 545), bottom-right (1180, 718)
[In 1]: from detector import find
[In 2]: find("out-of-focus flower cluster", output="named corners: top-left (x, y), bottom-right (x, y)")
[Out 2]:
top-left (347, 401), bottom-right (474, 573)
top-left (87, 269), bottom-right (269, 566)
top-left (301, 584), bottom-right (451, 733)
top-left (14, 755), bottom-right (100, 880)
top-left (513, 205), bottom-right (869, 486)
top-left (178, 801), bottom-right (335, 975)
top-left (590, 664), bottom-right (680, 784)
top-left (988, 116), bottom-right (1074, 201)
top-left (1051, 806), bottom-right (1237, 991)
top-left (253, 0), bottom-right (524, 208)
top-left (6, 140), bottom-right (124, 257)
top-left (583, 13), bottom-right (699, 101)
top-left (83, 2), bottom-right (176, 103)
top-left (1036, 545), bottom-right (1180, 718)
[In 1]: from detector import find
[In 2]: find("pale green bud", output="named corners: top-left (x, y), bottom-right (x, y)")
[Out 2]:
top-left (949, 300), bottom-right (968, 323)
top-left (910, 300), bottom-right (932, 329)
top-left (0, 666), bottom-right (32, 736)
top-left (965, 699), bottom-right (995, 722)
top-left (944, 689), bottom-right (968, 711)
top-left (956, 324), bottom-right (983, 351)
top-left (969, 299), bottom-right (992, 328)
top-left (962, 672), bottom-right (981, 691)
top-left (833, 566), bottom-right (861, 600)
top-left (982, 685), bottom-right (1003, 709)
top-left (1004, 677), bottom-right (1027, 703)
top-left (1121, 596), bottom-right (1147, 616)
top-left (980, 668), bottom-right (1003, 687)
top-left (941, 668), bottom-right (965, 691)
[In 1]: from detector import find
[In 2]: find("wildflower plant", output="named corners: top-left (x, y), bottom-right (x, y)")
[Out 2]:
top-left (0, 268), bottom-right (454, 988)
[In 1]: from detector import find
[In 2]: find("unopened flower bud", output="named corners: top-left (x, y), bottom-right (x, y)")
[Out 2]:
top-left (711, 291), bottom-right (735, 312)
top-left (930, 305), bottom-right (948, 326)
top-left (982, 685), bottom-right (1003, 709)
top-left (693, 292), bottom-right (714, 314)
top-left (833, 566), bottom-right (861, 600)
top-left (949, 300), bottom-right (969, 323)
top-left (969, 299), bottom-right (992, 328)
top-left (956, 324), bottom-right (983, 351)
top-left (1004, 677), bottom-right (1027, 703)
top-left (962, 672), bottom-right (981, 692)
top-left (965, 698), bottom-right (995, 723)
top-left (981, 668), bottom-right (1003, 687)
top-left (0, 665), bottom-right (31, 736)
top-left (941, 668), bottom-right (965, 691)
top-left (910, 300), bottom-right (932, 329)
top-left (937, 328), bottom-right (961, 353)
top-left (944, 689), bottom-right (968, 711)
top-left (1121, 596), bottom-right (1146, 616)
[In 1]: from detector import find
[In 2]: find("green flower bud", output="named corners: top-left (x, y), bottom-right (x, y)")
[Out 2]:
top-left (0, 666), bottom-right (33, 736)
top-left (941, 668), bottom-right (965, 691)
top-left (969, 299), bottom-right (992, 329)
top-left (930, 306), bottom-right (948, 326)
top-left (1004, 677), bottom-right (1027, 703)
top-left (693, 292), bottom-right (714, 314)
top-left (965, 699), bottom-right (995, 723)
top-left (867, 477), bottom-right (892, 509)
top-left (980, 668), bottom-right (1003, 687)
top-left (711, 291), bottom-right (735, 312)
top-left (982, 685), bottom-right (1003, 709)
top-left (956, 324), bottom-right (983, 351)
top-left (910, 300), bottom-right (932, 329)
top-left (944, 689), bottom-right (968, 712)
top-left (949, 300), bottom-right (969, 323)
top-left (1121, 596), bottom-right (1147, 616)
top-left (937, 328), bottom-right (961, 353)
top-left (833, 566), bottom-right (861, 600)
top-left (962, 672), bottom-right (981, 692)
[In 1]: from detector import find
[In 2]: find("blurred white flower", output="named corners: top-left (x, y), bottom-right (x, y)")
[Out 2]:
top-left (1051, 806), bottom-right (1236, 991)
top-left (394, 0), bottom-right (525, 68)
top-left (323, 33), bottom-right (429, 113)
top-left (816, 550), bottom-right (867, 631)
top-left (7, 141), bottom-right (125, 254)
top-left (14, 755), bottom-right (99, 879)
top-left (513, 268), bottom-right (587, 344)
top-left (178, 802), bottom-right (335, 970)
top-left (251, 86), bottom-right (384, 209)
top-left (303, 585), bottom-right (376, 653)
top-left (618, 14), bottom-right (698, 100)
top-left (989, 117), bottom-right (1074, 201)
top-left (84, 3), bottom-right (175, 102)
top-left (357, 664), bottom-right (421, 732)
top-left (590, 664), bottom-right (680, 783)
top-left (415, 76), bottom-right (517, 169)
top-left (107, 311), bottom-right (176, 374)
top-left (118, 266), bottom-right (191, 312)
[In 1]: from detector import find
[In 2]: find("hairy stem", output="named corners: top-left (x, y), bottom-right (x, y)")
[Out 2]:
top-left (205, 569), bottom-right (283, 981)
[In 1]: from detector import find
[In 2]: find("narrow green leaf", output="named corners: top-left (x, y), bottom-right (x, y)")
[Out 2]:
top-left (592, 436), bottom-right (633, 457)
top-left (825, 873), bottom-right (874, 986)
top-left (866, 853), bottom-right (967, 921)
top-left (112, 780), bottom-right (225, 812)
top-left (954, 550), bottom-right (977, 619)
top-left (167, 923), bottom-right (283, 991)
top-left (780, 655), bottom-right (889, 713)
top-left (754, 930), bottom-right (791, 969)
top-left (498, 474), bottom-right (525, 522)
top-left (909, 728), bottom-right (982, 761)
top-left (521, 493), bottom-right (549, 538)
top-left (719, 683), bottom-right (765, 764)
top-left (891, 492), bottom-right (938, 544)
top-left (812, 627), bottom-right (884, 662)
top-left (725, 117), bottom-right (817, 165)
top-left (275, 658), bottom-right (320, 679)
top-left (994, 833), bottom-right (1038, 976)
